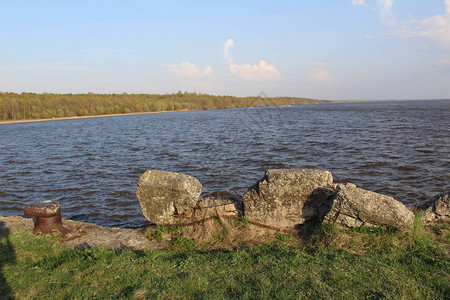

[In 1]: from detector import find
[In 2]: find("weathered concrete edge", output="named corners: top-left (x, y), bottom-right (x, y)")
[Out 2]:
top-left (0, 215), bottom-right (168, 250)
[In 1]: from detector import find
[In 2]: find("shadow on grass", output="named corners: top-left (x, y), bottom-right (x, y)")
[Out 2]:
top-left (0, 220), bottom-right (16, 300)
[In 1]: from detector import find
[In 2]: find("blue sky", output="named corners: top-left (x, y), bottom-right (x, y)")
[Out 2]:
top-left (0, 0), bottom-right (449, 100)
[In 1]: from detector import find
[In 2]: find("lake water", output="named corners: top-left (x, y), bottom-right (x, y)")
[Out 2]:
top-left (1, 100), bottom-right (449, 228)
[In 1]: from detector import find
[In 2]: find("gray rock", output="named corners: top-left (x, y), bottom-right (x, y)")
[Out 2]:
top-left (243, 168), bottom-right (333, 228)
top-left (324, 183), bottom-right (414, 229)
top-left (136, 170), bottom-right (202, 225)
top-left (419, 191), bottom-right (450, 224)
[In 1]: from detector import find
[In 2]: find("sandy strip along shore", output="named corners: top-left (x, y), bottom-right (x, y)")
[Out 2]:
top-left (0, 109), bottom-right (196, 125)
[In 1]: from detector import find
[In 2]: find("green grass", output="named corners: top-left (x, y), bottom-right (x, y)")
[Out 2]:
top-left (1, 215), bottom-right (449, 299)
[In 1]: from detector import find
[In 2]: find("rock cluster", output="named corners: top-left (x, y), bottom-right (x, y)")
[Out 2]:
top-left (136, 171), bottom-right (241, 225)
top-left (136, 168), bottom-right (447, 230)
top-left (241, 170), bottom-right (414, 229)
top-left (418, 191), bottom-right (450, 224)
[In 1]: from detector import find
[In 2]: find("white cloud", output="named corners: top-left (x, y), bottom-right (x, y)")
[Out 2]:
top-left (309, 61), bottom-right (337, 84)
top-left (229, 60), bottom-right (281, 81)
top-left (417, 14), bottom-right (450, 48)
top-left (222, 39), bottom-right (281, 81)
top-left (371, 0), bottom-right (450, 49)
top-left (366, 33), bottom-right (376, 39)
top-left (438, 57), bottom-right (450, 66)
top-left (378, 0), bottom-right (393, 14)
top-left (378, 0), bottom-right (394, 25)
top-left (394, 1), bottom-right (450, 49)
top-left (352, 0), bottom-right (366, 6)
top-left (223, 39), bottom-right (234, 65)
top-left (164, 61), bottom-right (213, 78)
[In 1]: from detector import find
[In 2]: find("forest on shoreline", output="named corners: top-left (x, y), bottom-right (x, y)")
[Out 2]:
top-left (0, 92), bottom-right (324, 121)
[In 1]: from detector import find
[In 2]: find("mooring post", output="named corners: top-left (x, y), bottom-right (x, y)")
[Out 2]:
top-left (24, 201), bottom-right (72, 235)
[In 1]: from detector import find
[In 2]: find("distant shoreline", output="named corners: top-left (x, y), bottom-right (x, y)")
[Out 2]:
top-left (0, 103), bottom-right (322, 125)
top-left (2, 99), bottom-right (448, 125)
top-left (0, 92), bottom-right (324, 125)
top-left (0, 109), bottom-right (197, 125)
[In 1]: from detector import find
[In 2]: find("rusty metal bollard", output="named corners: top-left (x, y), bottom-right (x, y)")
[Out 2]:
top-left (24, 201), bottom-right (72, 235)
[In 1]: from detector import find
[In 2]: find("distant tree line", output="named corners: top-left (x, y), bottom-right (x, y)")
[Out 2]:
top-left (0, 92), bottom-right (324, 121)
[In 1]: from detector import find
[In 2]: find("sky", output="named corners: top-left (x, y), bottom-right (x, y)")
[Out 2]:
top-left (0, 0), bottom-right (449, 100)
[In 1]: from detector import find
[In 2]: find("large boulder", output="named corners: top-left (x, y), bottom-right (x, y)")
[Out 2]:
top-left (136, 170), bottom-right (202, 224)
top-left (323, 183), bottom-right (414, 229)
top-left (418, 191), bottom-right (450, 224)
top-left (243, 168), bottom-right (333, 228)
